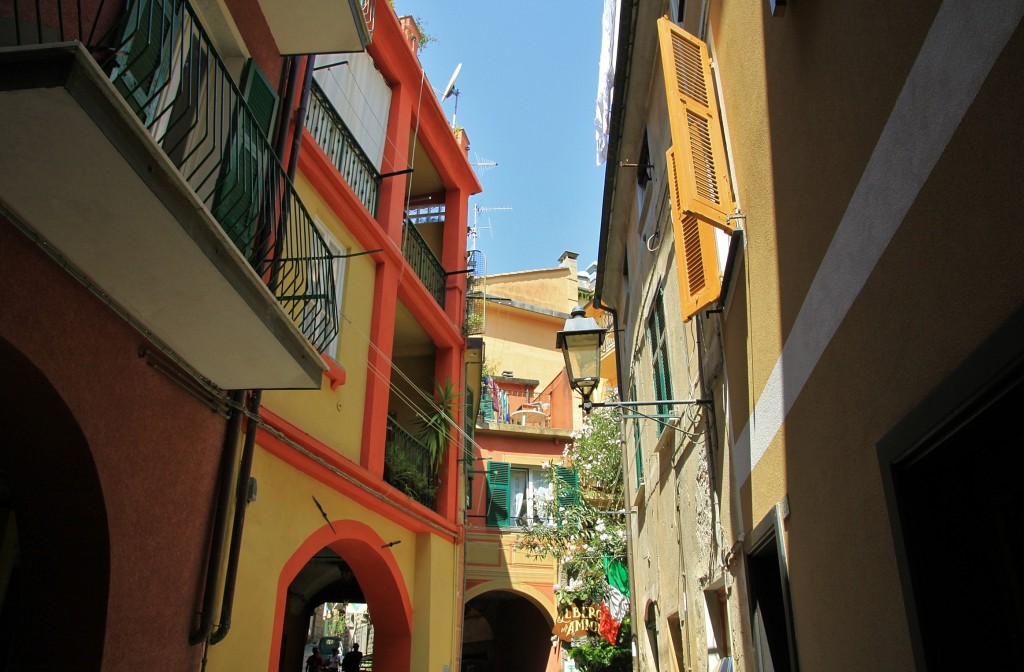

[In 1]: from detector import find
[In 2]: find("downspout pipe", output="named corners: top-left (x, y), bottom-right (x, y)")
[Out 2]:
top-left (208, 54), bottom-right (316, 646)
top-left (190, 389), bottom-right (247, 645)
top-left (191, 53), bottom-right (303, 652)
top-left (208, 390), bottom-right (262, 644)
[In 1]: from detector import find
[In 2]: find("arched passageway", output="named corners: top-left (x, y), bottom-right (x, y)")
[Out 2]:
top-left (0, 336), bottom-right (109, 670)
top-left (462, 590), bottom-right (553, 672)
top-left (274, 520), bottom-right (411, 672)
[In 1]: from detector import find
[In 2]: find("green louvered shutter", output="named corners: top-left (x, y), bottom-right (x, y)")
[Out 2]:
top-left (241, 61), bottom-right (279, 137)
top-left (114, 0), bottom-right (180, 123)
top-left (485, 461), bottom-right (511, 528)
top-left (631, 382), bottom-right (644, 489)
top-left (554, 466), bottom-right (580, 507)
top-left (212, 60), bottom-right (279, 256)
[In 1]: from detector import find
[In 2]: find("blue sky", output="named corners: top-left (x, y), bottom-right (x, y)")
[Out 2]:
top-left (394, 1), bottom-right (607, 275)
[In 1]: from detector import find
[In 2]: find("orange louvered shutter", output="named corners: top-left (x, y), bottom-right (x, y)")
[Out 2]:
top-left (657, 17), bottom-right (735, 233)
top-left (667, 146), bottom-right (722, 320)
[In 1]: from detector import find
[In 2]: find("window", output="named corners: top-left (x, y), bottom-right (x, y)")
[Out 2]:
top-left (631, 382), bottom-right (644, 489)
top-left (486, 462), bottom-right (576, 528)
top-left (746, 506), bottom-right (797, 672)
top-left (646, 288), bottom-right (673, 431)
top-left (657, 18), bottom-right (734, 320)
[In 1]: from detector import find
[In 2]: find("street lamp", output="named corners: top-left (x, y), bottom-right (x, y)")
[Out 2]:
top-left (556, 306), bottom-right (714, 417)
top-left (555, 306), bottom-right (606, 411)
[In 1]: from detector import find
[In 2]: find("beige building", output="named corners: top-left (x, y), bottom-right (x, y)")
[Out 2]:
top-left (596, 1), bottom-right (1024, 671)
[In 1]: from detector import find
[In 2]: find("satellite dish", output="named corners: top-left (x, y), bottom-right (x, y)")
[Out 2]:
top-left (442, 63), bottom-right (462, 101)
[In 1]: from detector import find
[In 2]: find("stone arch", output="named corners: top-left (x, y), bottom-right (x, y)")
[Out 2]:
top-left (0, 335), bottom-right (109, 669)
top-left (465, 580), bottom-right (556, 627)
top-left (463, 584), bottom-right (559, 672)
top-left (271, 519), bottom-right (412, 671)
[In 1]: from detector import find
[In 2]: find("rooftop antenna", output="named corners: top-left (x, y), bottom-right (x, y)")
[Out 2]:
top-left (470, 152), bottom-right (497, 174)
top-left (470, 204), bottom-right (511, 251)
top-left (441, 63), bottom-right (463, 127)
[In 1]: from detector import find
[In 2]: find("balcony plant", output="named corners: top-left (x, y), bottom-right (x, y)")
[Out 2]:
top-left (418, 378), bottom-right (458, 478)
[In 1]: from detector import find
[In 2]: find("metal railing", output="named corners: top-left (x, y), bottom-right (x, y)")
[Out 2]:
top-left (361, 0), bottom-right (375, 40)
top-left (306, 79), bottom-right (381, 217)
top-left (2, 0), bottom-right (339, 352)
top-left (383, 417), bottom-right (437, 510)
top-left (401, 218), bottom-right (446, 307)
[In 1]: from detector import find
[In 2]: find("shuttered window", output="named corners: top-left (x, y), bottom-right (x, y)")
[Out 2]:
top-left (212, 60), bottom-right (279, 257)
top-left (647, 289), bottom-right (673, 434)
top-left (485, 461), bottom-right (511, 527)
top-left (554, 466), bottom-right (580, 508)
top-left (658, 18), bottom-right (732, 321)
top-left (113, 0), bottom-right (182, 123)
top-left (631, 382), bottom-right (644, 489)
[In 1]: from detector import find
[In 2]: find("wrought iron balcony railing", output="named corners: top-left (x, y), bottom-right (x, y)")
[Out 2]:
top-left (401, 218), bottom-right (446, 308)
top-left (306, 80), bottom-right (381, 217)
top-left (384, 416), bottom-right (437, 510)
top-left (3, 0), bottom-right (339, 352)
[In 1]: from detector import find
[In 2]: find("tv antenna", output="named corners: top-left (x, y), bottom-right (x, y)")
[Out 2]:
top-left (470, 204), bottom-right (511, 251)
top-left (441, 63), bottom-right (463, 127)
top-left (470, 152), bottom-right (498, 175)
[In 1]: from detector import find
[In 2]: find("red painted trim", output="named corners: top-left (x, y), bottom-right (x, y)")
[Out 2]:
top-left (269, 520), bottom-right (412, 672)
top-left (368, 8), bottom-right (482, 196)
top-left (321, 354), bottom-right (346, 390)
top-left (298, 139), bottom-right (463, 351)
top-left (257, 407), bottom-right (460, 539)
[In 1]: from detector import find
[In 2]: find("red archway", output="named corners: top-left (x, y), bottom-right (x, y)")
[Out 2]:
top-left (271, 519), bottom-right (412, 671)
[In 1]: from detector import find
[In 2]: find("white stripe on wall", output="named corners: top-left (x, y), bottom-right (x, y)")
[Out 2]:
top-left (732, 1), bottom-right (1024, 492)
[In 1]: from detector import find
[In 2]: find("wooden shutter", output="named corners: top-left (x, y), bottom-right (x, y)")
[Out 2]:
top-left (485, 461), bottom-right (511, 527)
top-left (667, 146), bottom-right (722, 320)
top-left (554, 467), bottom-right (580, 507)
top-left (114, 0), bottom-right (179, 122)
top-left (212, 61), bottom-right (279, 255)
top-left (657, 17), bottom-right (735, 233)
top-left (241, 60), bottom-right (279, 138)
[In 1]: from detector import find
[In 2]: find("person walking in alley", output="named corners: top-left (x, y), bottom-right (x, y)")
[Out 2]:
top-left (341, 643), bottom-right (363, 671)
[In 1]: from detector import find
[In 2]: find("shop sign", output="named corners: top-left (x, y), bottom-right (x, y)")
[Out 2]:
top-left (552, 602), bottom-right (601, 642)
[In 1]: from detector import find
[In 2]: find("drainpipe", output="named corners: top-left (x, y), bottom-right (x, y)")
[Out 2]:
top-left (190, 389), bottom-right (247, 645)
top-left (189, 53), bottom-right (303, 654)
top-left (207, 54), bottom-right (316, 646)
top-left (208, 390), bottom-right (262, 644)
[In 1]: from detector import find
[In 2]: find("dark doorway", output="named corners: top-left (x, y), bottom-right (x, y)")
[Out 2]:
top-left (0, 337), bottom-right (109, 671)
top-left (891, 368), bottom-right (1024, 669)
top-left (747, 509), bottom-right (796, 672)
top-left (462, 591), bottom-right (552, 672)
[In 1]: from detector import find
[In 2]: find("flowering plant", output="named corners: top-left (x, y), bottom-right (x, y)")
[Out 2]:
top-left (515, 393), bottom-right (626, 607)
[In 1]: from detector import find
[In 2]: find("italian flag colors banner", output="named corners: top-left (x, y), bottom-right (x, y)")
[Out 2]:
top-left (599, 556), bottom-right (629, 644)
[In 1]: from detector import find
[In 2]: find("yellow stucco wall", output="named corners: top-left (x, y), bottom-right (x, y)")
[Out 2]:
top-left (482, 306), bottom-right (564, 387)
top-left (205, 447), bottom-right (461, 671)
top-left (260, 172), bottom-right (376, 465)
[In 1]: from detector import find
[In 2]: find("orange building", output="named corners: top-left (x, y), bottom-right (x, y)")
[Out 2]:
top-left (0, 1), bottom-right (479, 670)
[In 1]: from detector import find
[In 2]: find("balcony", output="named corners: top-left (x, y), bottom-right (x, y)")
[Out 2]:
top-left (306, 79), bottom-right (381, 216)
top-left (0, 0), bottom-right (337, 389)
top-left (257, 0), bottom-right (373, 55)
top-left (402, 211), bottom-right (446, 308)
top-left (384, 416), bottom-right (438, 510)
top-left (480, 376), bottom-right (572, 431)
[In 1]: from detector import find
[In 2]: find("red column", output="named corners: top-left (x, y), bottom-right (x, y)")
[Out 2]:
top-left (376, 80), bottom-right (414, 245)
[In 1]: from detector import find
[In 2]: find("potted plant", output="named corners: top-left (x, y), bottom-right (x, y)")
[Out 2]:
top-left (418, 378), bottom-right (458, 479)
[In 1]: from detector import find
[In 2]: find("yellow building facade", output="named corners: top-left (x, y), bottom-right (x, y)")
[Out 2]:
top-left (597, 1), bottom-right (1024, 671)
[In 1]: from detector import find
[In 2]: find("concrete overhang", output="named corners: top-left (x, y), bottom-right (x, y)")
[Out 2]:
top-left (0, 44), bottom-right (326, 390)
top-left (257, 0), bottom-right (370, 55)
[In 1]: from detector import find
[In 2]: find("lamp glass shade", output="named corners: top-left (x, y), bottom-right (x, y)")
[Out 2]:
top-left (555, 306), bottom-right (606, 399)
top-left (561, 332), bottom-right (603, 386)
